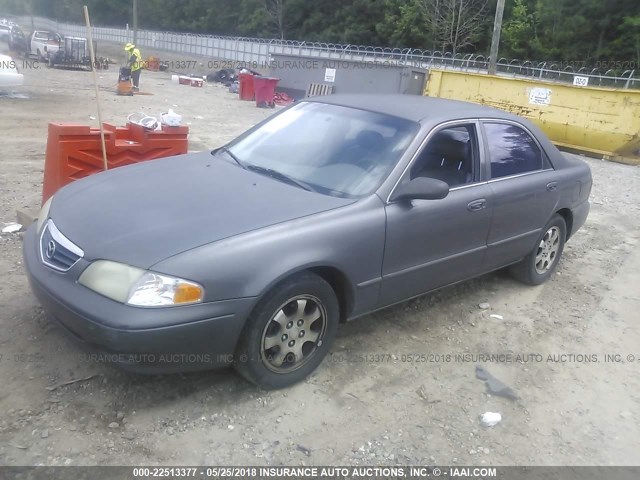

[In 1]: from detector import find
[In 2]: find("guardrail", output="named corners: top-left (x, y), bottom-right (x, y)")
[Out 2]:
top-left (14, 15), bottom-right (639, 90)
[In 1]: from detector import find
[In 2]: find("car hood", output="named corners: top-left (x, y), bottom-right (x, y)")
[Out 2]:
top-left (51, 151), bottom-right (355, 268)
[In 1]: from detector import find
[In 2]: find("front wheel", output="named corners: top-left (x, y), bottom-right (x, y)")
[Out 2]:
top-left (509, 214), bottom-right (566, 285)
top-left (234, 272), bottom-right (339, 389)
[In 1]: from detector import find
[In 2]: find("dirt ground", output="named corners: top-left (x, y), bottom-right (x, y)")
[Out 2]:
top-left (1, 41), bottom-right (639, 467)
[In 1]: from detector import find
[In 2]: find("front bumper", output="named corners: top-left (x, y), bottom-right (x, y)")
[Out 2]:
top-left (0, 72), bottom-right (24, 88)
top-left (23, 224), bottom-right (256, 373)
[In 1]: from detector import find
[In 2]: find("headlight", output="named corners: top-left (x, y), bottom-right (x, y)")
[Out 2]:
top-left (78, 260), bottom-right (204, 307)
top-left (127, 272), bottom-right (204, 307)
top-left (37, 196), bottom-right (53, 233)
top-left (78, 260), bottom-right (146, 303)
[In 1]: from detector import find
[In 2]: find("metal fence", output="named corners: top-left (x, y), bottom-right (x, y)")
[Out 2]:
top-left (15, 15), bottom-right (640, 90)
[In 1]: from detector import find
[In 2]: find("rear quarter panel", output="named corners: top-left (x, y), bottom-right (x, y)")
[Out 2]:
top-left (524, 119), bottom-right (592, 237)
top-left (553, 152), bottom-right (592, 237)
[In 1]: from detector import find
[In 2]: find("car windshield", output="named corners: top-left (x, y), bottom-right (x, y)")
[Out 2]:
top-left (226, 102), bottom-right (418, 197)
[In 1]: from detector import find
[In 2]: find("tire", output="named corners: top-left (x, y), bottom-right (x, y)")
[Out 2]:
top-left (234, 272), bottom-right (339, 389)
top-left (509, 214), bottom-right (566, 286)
top-left (215, 69), bottom-right (230, 83)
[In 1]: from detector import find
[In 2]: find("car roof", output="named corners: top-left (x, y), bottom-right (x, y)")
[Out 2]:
top-left (302, 93), bottom-right (568, 168)
top-left (305, 93), bottom-right (521, 124)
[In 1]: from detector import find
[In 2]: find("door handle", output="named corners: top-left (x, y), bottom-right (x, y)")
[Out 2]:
top-left (467, 199), bottom-right (486, 212)
top-left (546, 182), bottom-right (558, 192)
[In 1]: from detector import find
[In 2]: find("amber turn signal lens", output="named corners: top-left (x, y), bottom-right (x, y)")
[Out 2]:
top-left (174, 282), bottom-right (204, 304)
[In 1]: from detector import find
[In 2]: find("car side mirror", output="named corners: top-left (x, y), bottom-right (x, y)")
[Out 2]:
top-left (389, 177), bottom-right (450, 202)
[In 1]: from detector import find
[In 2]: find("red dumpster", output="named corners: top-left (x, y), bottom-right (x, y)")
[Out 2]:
top-left (238, 73), bottom-right (255, 101)
top-left (254, 76), bottom-right (280, 108)
top-left (42, 122), bottom-right (189, 204)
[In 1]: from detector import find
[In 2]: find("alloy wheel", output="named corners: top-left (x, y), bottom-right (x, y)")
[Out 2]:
top-left (535, 226), bottom-right (561, 274)
top-left (260, 295), bottom-right (327, 373)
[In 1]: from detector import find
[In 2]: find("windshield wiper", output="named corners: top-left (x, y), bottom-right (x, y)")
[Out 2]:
top-left (213, 146), bottom-right (245, 169)
top-left (246, 165), bottom-right (314, 192)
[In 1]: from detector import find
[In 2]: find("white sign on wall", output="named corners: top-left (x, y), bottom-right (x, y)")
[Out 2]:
top-left (528, 87), bottom-right (552, 105)
top-left (573, 75), bottom-right (589, 87)
top-left (324, 68), bottom-right (336, 83)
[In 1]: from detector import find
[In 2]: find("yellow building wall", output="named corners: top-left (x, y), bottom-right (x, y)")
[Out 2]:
top-left (424, 69), bottom-right (640, 165)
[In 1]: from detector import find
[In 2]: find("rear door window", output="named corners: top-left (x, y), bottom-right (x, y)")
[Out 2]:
top-left (484, 122), bottom-right (544, 179)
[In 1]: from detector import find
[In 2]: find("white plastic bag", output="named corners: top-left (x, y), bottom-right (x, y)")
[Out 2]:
top-left (480, 412), bottom-right (502, 427)
top-left (161, 109), bottom-right (182, 127)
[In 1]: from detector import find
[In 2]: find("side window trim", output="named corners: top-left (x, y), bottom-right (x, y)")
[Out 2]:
top-left (487, 168), bottom-right (554, 184)
top-left (386, 119), bottom-right (484, 203)
top-left (480, 119), bottom-right (549, 180)
top-left (479, 118), bottom-right (549, 156)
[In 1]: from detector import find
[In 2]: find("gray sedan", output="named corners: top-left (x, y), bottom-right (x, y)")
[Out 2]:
top-left (24, 94), bottom-right (592, 389)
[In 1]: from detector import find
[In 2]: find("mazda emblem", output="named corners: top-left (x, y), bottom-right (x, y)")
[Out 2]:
top-left (45, 240), bottom-right (56, 259)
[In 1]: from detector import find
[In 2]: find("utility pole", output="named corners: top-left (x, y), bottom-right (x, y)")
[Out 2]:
top-left (132, 0), bottom-right (138, 45)
top-left (488, 0), bottom-right (506, 75)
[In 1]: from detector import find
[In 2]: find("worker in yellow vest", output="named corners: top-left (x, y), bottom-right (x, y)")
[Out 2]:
top-left (124, 43), bottom-right (143, 91)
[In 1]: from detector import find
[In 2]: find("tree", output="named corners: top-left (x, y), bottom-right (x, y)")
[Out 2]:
top-left (1, 0), bottom-right (638, 65)
top-left (618, 15), bottom-right (640, 66)
top-left (502, 0), bottom-right (535, 58)
top-left (375, 0), bottom-right (431, 48)
top-left (263, 0), bottom-right (286, 39)
top-left (418, 0), bottom-right (490, 54)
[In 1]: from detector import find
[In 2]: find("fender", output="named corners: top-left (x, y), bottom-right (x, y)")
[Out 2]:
top-left (151, 195), bottom-right (387, 316)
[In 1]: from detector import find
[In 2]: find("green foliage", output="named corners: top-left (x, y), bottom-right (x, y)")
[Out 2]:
top-left (502, 0), bottom-right (534, 57)
top-left (0, 0), bottom-right (638, 63)
top-left (615, 15), bottom-right (640, 65)
top-left (499, 0), bottom-right (640, 63)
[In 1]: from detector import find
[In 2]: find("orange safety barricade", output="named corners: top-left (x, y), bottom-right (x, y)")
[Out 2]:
top-left (42, 122), bottom-right (189, 204)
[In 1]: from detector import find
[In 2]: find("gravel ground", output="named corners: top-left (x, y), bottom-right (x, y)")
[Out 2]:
top-left (0, 42), bottom-right (639, 467)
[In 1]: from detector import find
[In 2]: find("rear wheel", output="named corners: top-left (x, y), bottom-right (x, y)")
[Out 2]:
top-left (510, 214), bottom-right (566, 285)
top-left (234, 272), bottom-right (339, 389)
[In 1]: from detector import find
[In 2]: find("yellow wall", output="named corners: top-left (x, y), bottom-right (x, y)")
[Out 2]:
top-left (424, 69), bottom-right (640, 165)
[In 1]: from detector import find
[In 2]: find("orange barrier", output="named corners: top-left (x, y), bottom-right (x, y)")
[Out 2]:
top-left (42, 122), bottom-right (189, 204)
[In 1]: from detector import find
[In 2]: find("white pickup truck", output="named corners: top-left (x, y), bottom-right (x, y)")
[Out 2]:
top-left (30, 30), bottom-right (62, 60)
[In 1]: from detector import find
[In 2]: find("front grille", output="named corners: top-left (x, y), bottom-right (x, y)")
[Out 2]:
top-left (40, 220), bottom-right (84, 272)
